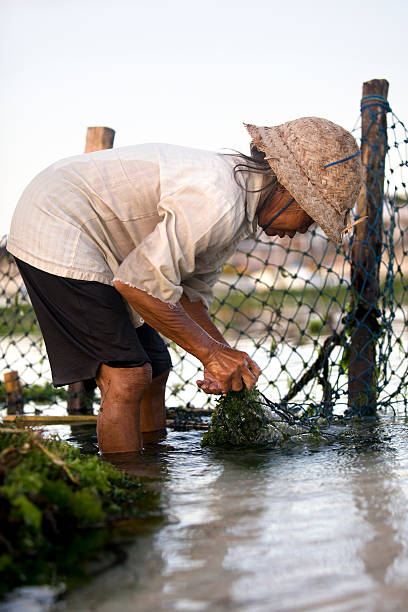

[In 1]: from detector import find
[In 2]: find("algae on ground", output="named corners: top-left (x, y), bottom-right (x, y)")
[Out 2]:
top-left (0, 427), bottom-right (162, 596)
top-left (201, 387), bottom-right (326, 448)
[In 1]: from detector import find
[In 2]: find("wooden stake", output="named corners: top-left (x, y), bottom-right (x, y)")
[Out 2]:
top-left (348, 79), bottom-right (389, 415)
top-left (4, 370), bottom-right (24, 414)
top-left (84, 127), bottom-right (115, 153)
top-left (67, 126), bottom-right (115, 414)
top-left (3, 415), bottom-right (97, 425)
top-left (2, 415), bottom-right (208, 430)
top-left (67, 381), bottom-right (95, 414)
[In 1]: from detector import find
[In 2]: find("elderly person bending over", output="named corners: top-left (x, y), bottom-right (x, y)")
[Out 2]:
top-left (7, 117), bottom-right (362, 454)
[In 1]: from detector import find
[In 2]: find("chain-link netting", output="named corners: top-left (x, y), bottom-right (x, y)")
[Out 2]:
top-left (0, 96), bottom-right (407, 422)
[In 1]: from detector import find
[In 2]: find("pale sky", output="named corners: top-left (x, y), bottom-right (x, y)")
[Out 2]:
top-left (1, 0), bottom-right (407, 234)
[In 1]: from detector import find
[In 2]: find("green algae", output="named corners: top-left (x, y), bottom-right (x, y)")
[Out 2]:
top-left (201, 387), bottom-right (329, 449)
top-left (0, 427), bottom-right (162, 596)
top-left (201, 387), bottom-right (392, 451)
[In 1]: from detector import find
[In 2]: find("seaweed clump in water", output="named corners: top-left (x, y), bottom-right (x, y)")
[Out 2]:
top-left (201, 387), bottom-right (325, 448)
top-left (0, 426), bottom-right (162, 597)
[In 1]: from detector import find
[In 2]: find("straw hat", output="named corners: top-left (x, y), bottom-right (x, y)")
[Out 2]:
top-left (245, 117), bottom-right (363, 245)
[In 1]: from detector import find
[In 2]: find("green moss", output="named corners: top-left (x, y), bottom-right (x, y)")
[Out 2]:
top-left (0, 427), bottom-right (162, 596)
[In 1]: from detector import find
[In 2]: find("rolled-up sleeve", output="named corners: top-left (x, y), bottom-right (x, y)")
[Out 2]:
top-left (113, 183), bottom-right (233, 305)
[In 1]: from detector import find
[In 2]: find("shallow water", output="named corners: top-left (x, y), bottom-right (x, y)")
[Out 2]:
top-left (54, 415), bottom-right (408, 612)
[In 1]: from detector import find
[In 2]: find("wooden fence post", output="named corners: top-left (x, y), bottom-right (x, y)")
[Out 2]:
top-left (84, 126), bottom-right (115, 153)
top-left (348, 79), bottom-right (389, 415)
top-left (4, 370), bottom-right (24, 414)
top-left (67, 126), bottom-right (115, 414)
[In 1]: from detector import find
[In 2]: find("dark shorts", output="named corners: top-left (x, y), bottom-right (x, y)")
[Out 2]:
top-left (15, 258), bottom-right (172, 388)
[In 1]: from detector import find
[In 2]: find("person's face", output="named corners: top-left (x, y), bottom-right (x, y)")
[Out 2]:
top-left (258, 184), bottom-right (314, 238)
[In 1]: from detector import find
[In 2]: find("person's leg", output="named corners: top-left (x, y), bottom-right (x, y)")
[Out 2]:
top-left (96, 362), bottom-right (152, 454)
top-left (134, 323), bottom-right (172, 443)
top-left (14, 260), bottom-right (161, 453)
top-left (140, 368), bottom-right (170, 443)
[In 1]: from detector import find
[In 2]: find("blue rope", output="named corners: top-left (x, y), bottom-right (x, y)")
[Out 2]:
top-left (324, 151), bottom-right (361, 169)
top-left (261, 197), bottom-right (295, 232)
top-left (360, 95), bottom-right (388, 104)
top-left (360, 95), bottom-right (391, 113)
top-left (361, 102), bottom-right (391, 113)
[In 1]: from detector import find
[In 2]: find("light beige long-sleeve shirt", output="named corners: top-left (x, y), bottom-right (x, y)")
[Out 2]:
top-left (7, 143), bottom-right (263, 314)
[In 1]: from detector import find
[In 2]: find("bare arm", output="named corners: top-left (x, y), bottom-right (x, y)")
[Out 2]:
top-left (114, 281), bottom-right (260, 394)
top-left (179, 294), bottom-right (229, 346)
top-left (179, 294), bottom-right (231, 394)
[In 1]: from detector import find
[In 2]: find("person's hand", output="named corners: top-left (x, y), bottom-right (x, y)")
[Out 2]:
top-left (196, 369), bottom-right (223, 394)
top-left (198, 344), bottom-right (261, 394)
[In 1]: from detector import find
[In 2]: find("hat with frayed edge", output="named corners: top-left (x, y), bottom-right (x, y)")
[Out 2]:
top-left (245, 117), bottom-right (363, 245)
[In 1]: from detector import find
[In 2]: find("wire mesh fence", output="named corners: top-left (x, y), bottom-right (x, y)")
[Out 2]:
top-left (0, 84), bottom-right (407, 420)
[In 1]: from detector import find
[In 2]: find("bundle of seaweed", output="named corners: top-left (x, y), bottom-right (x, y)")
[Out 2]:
top-left (201, 387), bottom-right (334, 448)
top-left (0, 427), bottom-right (162, 596)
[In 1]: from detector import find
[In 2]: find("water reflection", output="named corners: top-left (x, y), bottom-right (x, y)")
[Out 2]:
top-left (67, 424), bottom-right (99, 454)
top-left (341, 421), bottom-right (408, 605)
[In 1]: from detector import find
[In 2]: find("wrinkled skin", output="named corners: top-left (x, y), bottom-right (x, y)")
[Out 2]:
top-left (114, 283), bottom-right (260, 397)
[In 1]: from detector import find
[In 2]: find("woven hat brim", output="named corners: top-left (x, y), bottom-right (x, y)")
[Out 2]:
top-left (246, 123), bottom-right (349, 245)
top-left (268, 154), bottom-right (345, 245)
